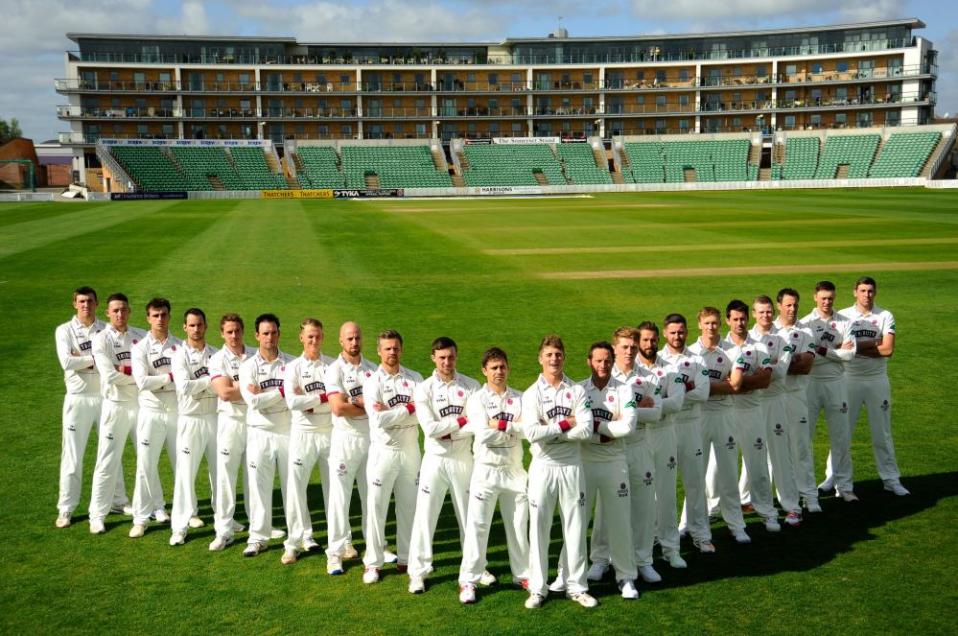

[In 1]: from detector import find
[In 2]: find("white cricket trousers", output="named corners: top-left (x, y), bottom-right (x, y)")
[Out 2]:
top-left (826, 375), bottom-right (900, 483)
top-left (648, 423), bottom-right (681, 553)
top-left (751, 396), bottom-right (801, 513)
top-left (458, 464), bottom-right (529, 586)
top-left (88, 400), bottom-right (137, 522)
top-left (733, 403), bottom-right (777, 521)
top-left (363, 442), bottom-right (421, 569)
top-left (58, 393), bottom-right (120, 515)
top-left (676, 416), bottom-right (711, 543)
top-left (170, 413), bottom-right (217, 534)
top-left (527, 461), bottom-right (588, 598)
top-left (784, 391), bottom-right (816, 501)
top-left (701, 408), bottom-right (746, 532)
top-left (408, 452), bottom-right (474, 578)
top-left (132, 408), bottom-right (177, 525)
top-left (284, 427), bottom-right (332, 552)
top-left (325, 429), bottom-right (368, 558)
top-left (246, 427), bottom-right (289, 544)
top-left (806, 376), bottom-right (853, 493)
top-left (569, 458), bottom-right (636, 583)
top-left (591, 440), bottom-right (656, 569)
top-left (213, 413), bottom-right (250, 539)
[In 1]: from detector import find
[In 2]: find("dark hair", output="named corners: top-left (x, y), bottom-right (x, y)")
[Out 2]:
top-left (145, 297), bottom-right (171, 314)
top-left (538, 334), bottom-right (564, 353)
top-left (663, 313), bottom-right (686, 327)
top-left (481, 347), bottom-right (508, 368)
top-left (183, 307), bottom-right (206, 323)
top-left (855, 276), bottom-right (877, 290)
top-left (777, 288), bottom-right (799, 303)
top-left (378, 329), bottom-right (403, 346)
top-left (725, 299), bottom-right (749, 317)
top-left (815, 280), bottom-right (836, 293)
top-left (255, 313), bottom-right (280, 331)
top-left (220, 313), bottom-right (244, 330)
top-left (431, 336), bottom-right (457, 353)
top-left (753, 295), bottom-right (773, 307)
top-left (636, 320), bottom-right (659, 335)
top-left (73, 286), bottom-right (97, 302)
top-left (588, 340), bottom-right (614, 358)
top-left (106, 292), bottom-right (129, 305)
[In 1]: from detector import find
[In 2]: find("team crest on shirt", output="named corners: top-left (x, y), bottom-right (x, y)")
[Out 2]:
top-left (717, 357), bottom-right (723, 364)
top-left (643, 472), bottom-right (653, 486)
top-left (617, 482), bottom-right (629, 498)
top-left (753, 438), bottom-right (765, 451)
top-left (607, 395), bottom-right (615, 403)
top-left (507, 398), bottom-right (514, 405)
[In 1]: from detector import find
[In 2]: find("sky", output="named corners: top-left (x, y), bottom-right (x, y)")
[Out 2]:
top-left (1, 0), bottom-right (955, 142)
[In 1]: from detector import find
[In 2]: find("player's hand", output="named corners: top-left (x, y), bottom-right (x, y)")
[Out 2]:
top-left (841, 339), bottom-right (855, 350)
top-left (488, 418), bottom-right (500, 429)
top-left (247, 383), bottom-right (262, 394)
top-left (294, 386), bottom-right (304, 395)
top-left (638, 396), bottom-right (655, 408)
top-left (373, 401), bottom-right (386, 412)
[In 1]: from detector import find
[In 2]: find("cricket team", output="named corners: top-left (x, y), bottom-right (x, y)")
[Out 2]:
top-left (54, 277), bottom-right (907, 608)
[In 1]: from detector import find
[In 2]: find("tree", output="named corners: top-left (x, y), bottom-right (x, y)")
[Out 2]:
top-left (0, 117), bottom-right (23, 144)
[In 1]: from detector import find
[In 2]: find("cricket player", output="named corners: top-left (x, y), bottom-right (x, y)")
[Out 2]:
top-left (54, 286), bottom-right (113, 528)
top-left (834, 276), bottom-right (908, 496)
top-left (458, 347), bottom-right (529, 604)
top-left (521, 335), bottom-right (596, 609)
top-left (688, 307), bottom-right (751, 543)
top-left (361, 330), bottom-right (423, 584)
top-left (407, 337), bottom-right (481, 594)
top-left (168, 308), bottom-right (219, 545)
top-left (588, 327), bottom-right (663, 582)
top-left (281, 318), bottom-right (335, 565)
top-left (88, 293), bottom-right (146, 534)
top-left (772, 289), bottom-right (818, 512)
top-left (555, 342), bottom-right (642, 599)
top-left (802, 281), bottom-right (857, 502)
top-left (747, 295), bottom-right (802, 526)
top-left (324, 322), bottom-right (381, 574)
top-left (239, 313), bottom-right (294, 556)
top-left (660, 314), bottom-right (714, 555)
top-left (130, 298), bottom-right (182, 532)
top-left (721, 299), bottom-right (780, 533)
top-left (208, 313), bottom-right (256, 551)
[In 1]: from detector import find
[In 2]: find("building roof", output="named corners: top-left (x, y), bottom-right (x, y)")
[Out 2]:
top-left (66, 18), bottom-right (925, 48)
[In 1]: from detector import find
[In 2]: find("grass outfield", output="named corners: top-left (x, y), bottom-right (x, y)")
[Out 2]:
top-left (1, 189), bottom-right (957, 634)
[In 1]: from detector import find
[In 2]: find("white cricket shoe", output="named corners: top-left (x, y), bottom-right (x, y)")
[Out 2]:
top-left (804, 498), bottom-right (822, 513)
top-left (270, 528), bottom-right (286, 540)
top-left (342, 544), bottom-right (359, 560)
top-left (479, 570), bottom-right (497, 586)
top-left (303, 538), bottom-right (321, 552)
top-left (128, 524), bottom-right (146, 539)
top-left (665, 552), bottom-right (688, 569)
top-left (818, 476), bottom-right (835, 494)
top-left (731, 528), bottom-right (752, 544)
top-left (784, 511), bottom-right (802, 526)
top-left (569, 592), bottom-right (598, 608)
top-left (55, 512), bottom-right (72, 529)
top-left (839, 490), bottom-right (859, 503)
top-left (383, 549), bottom-right (398, 563)
top-left (111, 504), bottom-right (134, 516)
top-left (152, 509), bottom-right (170, 524)
top-left (362, 567), bottom-right (380, 585)
top-left (243, 541), bottom-right (267, 557)
top-left (639, 565), bottom-right (662, 583)
top-left (188, 516), bottom-right (205, 529)
top-left (884, 480), bottom-right (910, 496)
top-left (524, 593), bottom-right (544, 609)
top-left (459, 584), bottom-right (476, 604)
top-left (619, 579), bottom-right (640, 600)
top-left (326, 554), bottom-right (344, 575)
top-left (694, 539), bottom-right (717, 554)
top-left (89, 519), bottom-right (105, 535)
top-left (209, 535), bottom-right (234, 551)
top-left (765, 518), bottom-right (782, 533)
top-left (281, 549), bottom-right (298, 565)
top-left (230, 520), bottom-right (245, 533)
top-left (586, 561), bottom-right (609, 581)
top-left (408, 575), bottom-right (425, 594)
top-left (169, 531), bottom-right (186, 546)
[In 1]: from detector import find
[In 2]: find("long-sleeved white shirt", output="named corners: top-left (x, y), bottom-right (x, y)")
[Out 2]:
top-left (637, 359), bottom-right (687, 418)
top-left (324, 354), bottom-right (377, 437)
top-left (749, 326), bottom-right (793, 397)
top-left (772, 319), bottom-right (816, 393)
top-left (688, 339), bottom-right (734, 411)
top-left (92, 324), bottom-right (147, 403)
top-left (610, 365), bottom-right (664, 443)
top-left (722, 334), bottom-right (771, 409)
top-left (132, 332), bottom-right (181, 413)
top-left (578, 376), bottom-right (637, 462)
top-left (414, 370), bottom-right (481, 458)
top-left (284, 352), bottom-right (335, 432)
top-left (239, 350), bottom-right (293, 432)
top-left (839, 304), bottom-right (895, 378)
top-left (173, 342), bottom-right (218, 416)
top-left (465, 384), bottom-right (524, 469)
top-left (520, 374), bottom-right (592, 466)
top-left (363, 365), bottom-right (423, 449)
top-left (801, 309), bottom-right (857, 380)
top-left (208, 345), bottom-right (255, 417)
top-left (55, 316), bottom-right (105, 395)
top-left (658, 346), bottom-right (710, 419)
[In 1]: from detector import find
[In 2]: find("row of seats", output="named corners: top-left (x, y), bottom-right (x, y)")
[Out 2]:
top-left (622, 140), bottom-right (749, 183)
top-left (463, 144), bottom-right (566, 187)
top-left (111, 146), bottom-right (188, 191)
top-left (868, 132), bottom-right (941, 178)
top-left (772, 132), bottom-right (938, 180)
top-left (341, 146), bottom-right (452, 189)
top-left (557, 144), bottom-right (613, 185)
top-left (112, 146), bottom-right (288, 191)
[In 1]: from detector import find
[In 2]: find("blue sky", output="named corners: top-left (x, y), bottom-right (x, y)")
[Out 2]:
top-left (1, 0), bottom-right (955, 142)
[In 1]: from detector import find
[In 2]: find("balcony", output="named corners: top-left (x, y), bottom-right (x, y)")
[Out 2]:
top-left (57, 105), bottom-right (183, 119)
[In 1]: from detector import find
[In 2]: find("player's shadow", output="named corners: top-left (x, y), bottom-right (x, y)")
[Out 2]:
top-left (420, 472), bottom-right (956, 594)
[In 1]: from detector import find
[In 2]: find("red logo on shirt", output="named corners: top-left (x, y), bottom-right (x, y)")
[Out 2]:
top-left (831, 322), bottom-right (836, 328)
top-left (402, 381), bottom-right (408, 387)
top-left (565, 392), bottom-right (571, 399)
top-left (365, 371), bottom-right (371, 377)
top-left (457, 390), bottom-right (464, 397)
top-left (607, 395), bottom-right (615, 402)
top-left (507, 398), bottom-right (513, 405)
top-left (717, 357), bottom-right (723, 363)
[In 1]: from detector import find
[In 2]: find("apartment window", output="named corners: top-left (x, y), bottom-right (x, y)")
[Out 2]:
top-left (636, 70), bottom-right (645, 80)
top-left (161, 124), bottom-right (174, 137)
top-left (341, 99), bottom-right (352, 113)
top-left (679, 94), bottom-right (689, 106)
top-left (837, 61), bottom-right (849, 73)
top-left (835, 113), bottom-right (847, 125)
top-left (655, 119), bottom-right (666, 130)
top-left (732, 117), bottom-right (742, 128)
top-left (655, 70), bottom-right (666, 83)
top-left (319, 124), bottom-right (329, 136)
top-left (784, 90), bottom-right (796, 101)
top-left (679, 69), bottom-right (689, 82)
top-left (583, 96), bottom-right (593, 111)
top-left (733, 67), bottom-right (743, 77)
top-left (416, 123), bottom-right (427, 137)
top-left (240, 99), bottom-right (251, 114)
top-left (488, 73), bottom-right (498, 85)
top-left (239, 73), bottom-right (250, 88)
top-left (655, 95), bottom-right (667, 107)
top-left (341, 124), bottom-right (352, 136)
top-left (340, 74), bottom-right (351, 86)
top-left (489, 98), bottom-right (498, 112)
top-left (784, 115), bottom-right (796, 128)
top-left (678, 119), bottom-right (689, 131)
top-left (636, 95), bottom-right (646, 104)
top-left (755, 65), bottom-right (767, 77)
top-left (489, 122), bottom-right (499, 135)
top-left (159, 72), bottom-right (171, 88)
top-left (785, 64), bottom-right (797, 75)
top-left (137, 124), bottom-right (149, 137)
top-left (512, 121), bottom-right (523, 133)
top-left (583, 72), bottom-right (593, 85)
top-left (810, 114), bottom-right (822, 127)
top-left (216, 72), bottom-right (225, 83)
top-left (811, 63), bottom-right (823, 74)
